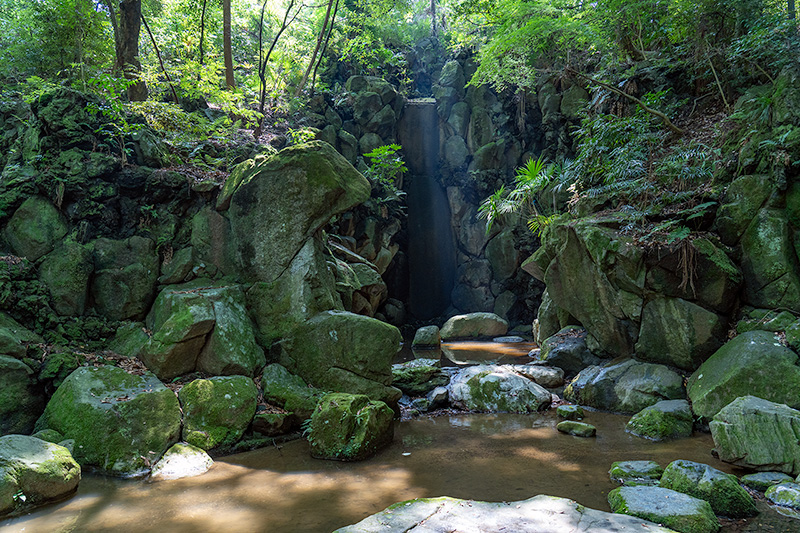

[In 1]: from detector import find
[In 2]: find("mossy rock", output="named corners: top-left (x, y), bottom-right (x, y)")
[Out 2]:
top-left (440, 312), bottom-right (508, 340)
top-left (34, 365), bottom-right (181, 477)
top-left (714, 174), bottom-right (771, 246)
top-left (308, 393), bottom-right (394, 461)
top-left (391, 359), bottom-right (448, 396)
top-left (179, 376), bottom-right (258, 451)
top-left (659, 460), bottom-right (756, 518)
top-left (556, 420), bottom-right (596, 437)
top-left (608, 486), bottom-right (719, 533)
top-left (609, 461), bottom-right (664, 486)
top-left (0, 435), bottom-right (80, 517)
top-left (765, 482), bottom-right (800, 510)
top-left (149, 442), bottom-right (213, 482)
top-left (3, 196), bottom-right (68, 261)
top-left (626, 400), bottom-right (693, 441)
top-left (38, 241), bottom-right (93, 316)
top-left (0, 355), bottom-right (46, 435)
top-left (556, 404), bottom-right (584, 420)
top-left (449, 365), bottom-right (551, 413)
top-left (741, 472), bottom-right (794, 492)
top-left (261, 363), bottom-right (327, 420)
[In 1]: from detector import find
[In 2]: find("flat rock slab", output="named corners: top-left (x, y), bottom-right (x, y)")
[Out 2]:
top-left (334, 494), bottom-right (678, 532)
top-left (608, 486), bottom-right (719, 533)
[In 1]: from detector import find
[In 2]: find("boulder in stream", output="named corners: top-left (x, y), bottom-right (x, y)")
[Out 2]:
top-left (609, 460), bottom-right (664, 487)
top-left (149, 442), bottom-right (213, 482)
top-left (308, 393), bottom-right (394, 461)
top-left (538, 326), bottom-right (600, 377)
top-left (0, 435), bottom-right (80, 517)
top-left (440, 312), bottom-right (508, 339)
top-left (556, 420), bottom-right (596, 437)
top-left (411, 325), bottom-right (441, 347)
top-left (449, 365), bottom-right (551, 413)
top-left (626, 399), bottom-right (693, 441)
top-left (659, 460), bottom-right (756, 518)
top-left (608, 485), bottom-right (720, 533)
top-left (179, 376), bottom-right (258, 450)
top-left (765, 482), bottom-right (800, 511)
top-left (391, 359), bottom-right (449, 396)
top-left (740, 471), bottom-right (794, 492)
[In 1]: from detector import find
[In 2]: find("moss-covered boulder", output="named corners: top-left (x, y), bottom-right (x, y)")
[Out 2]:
top-left (412, 325), bottom-right (441, 347)
top-left (226, 141), bottom-right (371, 283)
top-left (308, 393), bottom-right (394, 461)
top-left (449, 365), bottom-right (552, 413)
top-left (565, 359), bottom-right (685, 414)
top-left (3, 196), bottom-right (67, 261)
top-left (179, 376), bottom-right (257, 450)
top-left (659, 460), bottom-right (756, 518)
top-left (539, 326), bottom-right (600, 377)
top-left (391, 359), bottom-right (449, 396)
top-left (149, 442), bottom-right (213, 482)
top-left (710, 396), bottom-right (800, 476)
top-left (626, 400), bottom-right (693, 441)
top-left (741, 471), bottom-right (794, 492)
top-left (687, 331), bottom-right (800, 420)
top-left (34, 365), bottom-right (181, 477)
top-left (557, 404), bottom-right (585, 420)
top-left (90, 236), bottom-right (159, 321)
top-left (635, 298), bottom-right (726, 371)
top-left (714, 174), bottom-right (771, 245)
top-left (0, 435), bottom-right (80, 517)
top-left (0, 355), bottom-right (45, 435)
top-left (440, 312), bottom-right (508, 339)
top-left (278, 311), bottom-right (401, 404)
top-left (609, 460), bottom-right (664, 486)
top-left (38, 241), bottom-right (93, 316)
top-left (260, 363), bottom-right (327, 420)
top-left (556, 420), bottom-right (596, 437)
top-left (246, 236), bottom-right (342, 347)
top-left (608, 486), bottom-right (719, 533)
top-left (740, 208), bottom-right (800, 312)
top-left (765, 482), bottom-right (800, 511)
top-left (252, 412), bottom-right (296, 436)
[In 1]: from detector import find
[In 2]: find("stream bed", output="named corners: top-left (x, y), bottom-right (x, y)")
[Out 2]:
top-left (2, 410), bottom-right (798, 532)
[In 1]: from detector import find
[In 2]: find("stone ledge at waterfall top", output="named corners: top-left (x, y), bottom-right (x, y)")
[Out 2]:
top-left (333, 494), bottom-right (678, 533)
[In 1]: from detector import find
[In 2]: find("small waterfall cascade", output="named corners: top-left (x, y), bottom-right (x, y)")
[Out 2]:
top-left (399, 98), bottom-right (456, 320)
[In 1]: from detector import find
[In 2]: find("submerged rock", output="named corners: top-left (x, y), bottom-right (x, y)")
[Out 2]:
top-left (34, 365), bottom-right (181, 477)
top-left (765, 482), bottom-right (800, 511)
top-left (308, 393), bottom-right (393, 461)
top-left (391, 359), bottom-right (448, 396)
top-left (565, 359), bottom-right (685, 414)
top-left (440, 312), bottom-right (509, 339)
top-left (687, 331), bottom-right (800, 420)
top-left (149, 443), bottom-right (213, 482)
top-left (710, 396), bottom-right (800, 476)
top-left (179, 376), bottom-right (258, 451)
top-left (626, 400), bottom-right (693, 441)
top-left (449, 365), bottom-right (551, 413)
top-left (741, 472), bottom-right (794, 492)
top-left (609, 460), bottom-right (664, 487)
top-left (659, 460), bottom-right (756, 518)
top-left (608, 485), bottom-right (719, 533)
top-left (0, 435), bottom-right (80, 517)
top-left (334, 494), bottom-right (678, 533)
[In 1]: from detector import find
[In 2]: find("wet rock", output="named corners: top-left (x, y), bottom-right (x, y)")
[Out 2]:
top-left (565, 359), bottom-right (685, 414)
top-left (412, 325), bottom-right (440, 347)
top-left (714, 174), bottom-right (771, 245)
top-left (191, 206), bottom-right (235, 276)
top-left (444, 135), bottom-right (469, 168)
top-left (149, 443), bottom-right (213, 482)
top-left (447, 102), bottom-right (471, 137)
top-left (3, 196), bottom-right (67, 261)
top-left (485, 229), bottom-right (519, 282)
top-left (609, 461), bottom-right (664, 487)
top-left (391, 359), bottom-right (448, 396)
top-left (626, 400), bottom-right (693, 441)
top-left (252, 412), bottom-right (296, 437)
top-left (687, 331), bottom-right (800, 420)
top-left (0, 435), bottom-right (80, 517)
top-left (635, 297), bottom-right (726, 371)
top-left (440, 312), bottom-right (508, 340)
top-left (557, 405), bottom-right (584, 420)
top-left (557, 420), bottom-right (596, 437)
top-left (740, 472), bottom-right (794, 492)
top-left (179, 376), bottom-right (258, 451)
top-left (0, 355), bottom-right (45, 435)
top-left (510, 364), bottom-right (564, 388)
top-left (659, 459), bottom-right (756, 518)
top-left (539, 326), bottom-right (600, 377)
top-left (279, 311), bottom-right (401, 405)
top-left (608, 486), bottom-right (719, 533)
top-left (334, 494), bottom-right (677, 533)
top-left (449, 365), bottom-right (551, 413)
top-left (34, 365), bottom-right (181, 477)
top-left (261, 364), bottom-right (326, 420)
top-left (710, 396), bottom-right (800, 476)
top-left (90, 236), bottom-right (159, 321)
top-left (38, 241), bottom-right (93, 316)
top-left (226, 141), bottom-right (370, 283)
top-left (308, 393), bottom-right (394, 461)
top-left (427, 386), bottom-right (448, 408)
top-left (765, 482), bottom-right (800, 511)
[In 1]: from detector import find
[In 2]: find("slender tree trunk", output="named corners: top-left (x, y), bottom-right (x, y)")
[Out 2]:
top-left (223, 0), bottom-right (235, 88)
top-left (141, 12), bottom-right (179, 104)
top-left (310, 0), bottom-right (340, 96)
top-left (790, 0), bottom-right (796, 20)
top-left (295, 0), bottom-right (335, 97)
top-left (431, 0), bottom-right (437, 37)
top-left (199, 0), bottom-right (207, 80)
top-left (118, 0), bottom-right (147, 101)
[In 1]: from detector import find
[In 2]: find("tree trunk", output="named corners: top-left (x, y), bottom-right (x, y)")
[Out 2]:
top-left (790, 0), bottom-right (796, 20)
top-left (223, 0), bottom-right (235, 89)
top-left (118, 0), bottom-right (147, 101)
top-left (294, 0), bottom-right (335, 97)
top-left (431, 0), bottom-right (437, 37)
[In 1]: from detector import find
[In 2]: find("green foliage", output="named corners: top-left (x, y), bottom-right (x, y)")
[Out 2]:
top-left (363, 143), bottom-right (407, 204)
top-left (287, 127), bottom-right (317, 145)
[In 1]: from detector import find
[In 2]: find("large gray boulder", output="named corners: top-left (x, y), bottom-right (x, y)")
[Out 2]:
top-left (608, 486), bottom-right (719, 533)
top-left (279, 311), bottom-right (401, 405)
top-left (0, 435), bottom-right (80, 517)
top-left (34, 365), bottom-right (181, 477)
top-left (440, 312), bottom-right (508, 339)
top-left (659, 460), bottom-right (756, 518)
top-left (687, 331), bottom-right (800, 420)
top-left (565, 359), bottom-right (685, 414)
top-left (149, 442), bottom-right (213, 482)
top-left (449, 365), bottom-right (551, 413)
top-left (90, 236), bottom-right (159, 321)
top-left (710, 396), bottom-right (800, 476)
top-left (225, 141), bottom-right (371, 283)
top-left (539, 326), bottom-right (600, 377)
top-left (335, 494), bottom-right (677, 533)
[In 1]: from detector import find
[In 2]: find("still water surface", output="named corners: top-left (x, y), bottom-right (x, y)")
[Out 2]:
top-left (3, 410), bottom-right (796, 532)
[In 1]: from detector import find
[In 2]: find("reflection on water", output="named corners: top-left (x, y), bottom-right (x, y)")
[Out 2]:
top-left (396, 340), bottom-right (538, 366)
top-left (3, 411), bottom-right (796, 533)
